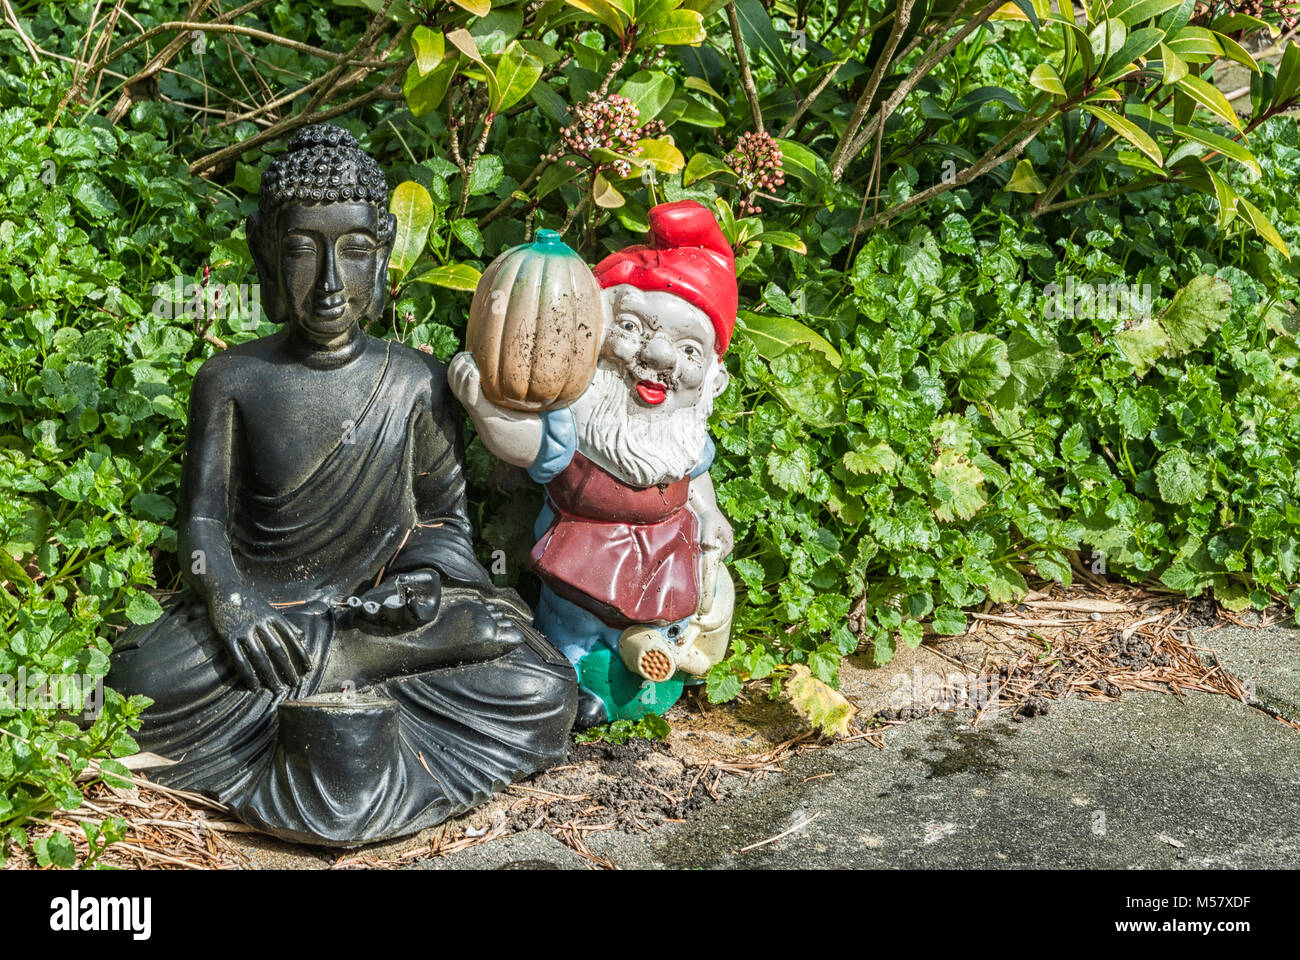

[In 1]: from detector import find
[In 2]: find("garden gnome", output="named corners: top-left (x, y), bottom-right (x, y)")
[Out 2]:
top-left (451, 199), bottom-right (737, 728)
top-left (109, 125), bottom-right (577, 846)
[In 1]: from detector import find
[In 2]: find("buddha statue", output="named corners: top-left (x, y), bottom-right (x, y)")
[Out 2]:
top-left (109, 124), bottom-right (578, 847)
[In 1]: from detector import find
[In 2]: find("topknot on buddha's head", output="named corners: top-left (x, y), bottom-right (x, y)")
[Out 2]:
top-left (257, 124), bottom-right (391, 238)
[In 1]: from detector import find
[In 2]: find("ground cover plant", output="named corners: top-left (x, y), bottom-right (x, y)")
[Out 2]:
top-left (1, 0), bottom-right (1298, 864)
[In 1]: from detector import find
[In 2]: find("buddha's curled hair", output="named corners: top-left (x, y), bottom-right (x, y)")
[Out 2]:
top-left (257, 124), bottom-right (393, 242)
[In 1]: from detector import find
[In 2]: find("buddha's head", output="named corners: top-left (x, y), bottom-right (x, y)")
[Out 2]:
top-left (248, 124), bottom-right (395, 348)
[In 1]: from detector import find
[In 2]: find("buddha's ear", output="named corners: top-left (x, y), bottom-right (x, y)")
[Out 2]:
top-left (246, 211), bottom-right (284, 325)
top-left (370, 211), bottom-right (397, 317)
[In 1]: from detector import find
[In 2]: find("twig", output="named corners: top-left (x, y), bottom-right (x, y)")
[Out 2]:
top-left (727, 1), bottom-right (763, 131)
top-left (738, 811), bottom-right (821, 852)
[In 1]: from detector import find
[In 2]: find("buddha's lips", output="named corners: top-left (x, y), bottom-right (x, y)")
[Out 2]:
top-left (314, 302), bottom-right (346, 321)
top-left (636, 380), bottom-right (668, 405)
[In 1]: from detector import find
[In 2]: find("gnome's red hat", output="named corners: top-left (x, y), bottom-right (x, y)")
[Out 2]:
top-left (593, 200), bottom-right (737, 354)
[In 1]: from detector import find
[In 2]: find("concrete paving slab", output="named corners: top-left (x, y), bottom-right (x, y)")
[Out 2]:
top-left (1194, 623), bottom-right (1300, 723)
top-left (584, 692), bottom-right (1300, 869)
top-left (405, 830), bottom-right (590, 870)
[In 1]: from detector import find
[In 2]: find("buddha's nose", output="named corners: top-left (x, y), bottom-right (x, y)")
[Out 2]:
top-left (640, 335), bottom-right (675, 372)
top-left (317, 248), bottom-right (343, 296)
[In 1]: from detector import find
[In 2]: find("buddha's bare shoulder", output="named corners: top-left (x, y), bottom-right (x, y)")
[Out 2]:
top-left (187, 335), bottom-right (282, 406)
top-left (384, 337), bottom-right (450, 390)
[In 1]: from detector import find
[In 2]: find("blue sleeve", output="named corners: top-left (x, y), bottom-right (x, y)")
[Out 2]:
top-left (527, 408), bottom-right (578, 484)
top-left (689, 435), bottom-right (716, 480)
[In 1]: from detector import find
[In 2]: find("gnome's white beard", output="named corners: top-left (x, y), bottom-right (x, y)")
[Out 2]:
top-left (571, 362), bottom-right (716, 487)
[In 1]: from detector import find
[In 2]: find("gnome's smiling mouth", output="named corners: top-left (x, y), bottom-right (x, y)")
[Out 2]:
top-left (635, 379), bottom-right (668, 405)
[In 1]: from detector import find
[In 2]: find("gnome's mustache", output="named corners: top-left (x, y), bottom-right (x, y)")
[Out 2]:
top-left (571, 362), bottom-right (716, 487)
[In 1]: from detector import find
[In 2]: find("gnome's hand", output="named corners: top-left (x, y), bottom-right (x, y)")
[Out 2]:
top-left (698, 510), bottom-right (734, 557)
top-left (448, 351), bottom-right (484, 409)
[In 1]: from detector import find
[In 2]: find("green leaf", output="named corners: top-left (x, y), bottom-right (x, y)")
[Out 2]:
top-left (752, 231), bottom-right (807, 254)
top-left (1113, 0), bottom-right (1183, 25)
top-left (563, 0), bottom-right (627, 36)
top-left (1237, 198), bottom-right (1290, 259)
top-left (1099, 27), bottom-right (1166, 83)
top-left (937, 331), bottom-right (1011, 401)
top-left (1082, 104), bottom-right (1163, 166)
top-left (737, 310), bottom-right (841, 365)
top-left (447, 29), bottom-right (501, 110)
top-left (635, 8), bottom-right (706, 47)
top-left (1275, 40), bottom-right (1300, 105)
top-left (467, 154), bottom-right (504, 195)
top-left (403, 58), bottom-right (457, 117)
top-left (450, 217), bottom-right (484, 256)
top-left (767, 445), bottom-right (813, 491)
top-left (490, 42), bottom-right (543, 112)
top-left (1175, 73), bottom-right (1242, 131)
top-left (409, 263), bottom-right (482, 291)
top-left (769, 344), bottom-right (843, 427)
top-left (844, 441), bottom-right (899, 476)
top-left (1088, 18), bottom-right (1128, 61)
top-left (1159, 41), bottom-right (1189, 84)
top-left (1165, 26), bottom-right (1224, 62)
top-left (70, 176), bottom-right (119, 219)
top-left (1029, 62), bottom-right (1067, 96)
top-left (706, 663), bottom-right (743, 702)
top-left (1004, 159), bottom-right (1047, 193)
top-left (635, 137), bottom-right (685, 174)
top-left (592, 171), bottom-right (625, 208)
top-left (787, 664), bottom-right (856, 736)
top-left (1154, 448), bottom-right (1208, 505)
top-left (619, 70), bottom-right (676, 119)
top-left (931, 450), bottom-right (987, 521)
top-left (536, 160), bottom-right (580, 199)
top-left (774, 138), bottom-right (827, 186)
top-left (931, 605), bottom-right (967, 635)
top-left (1116, 319), bottom-right (1170, 377)
top-left (1204, 165), bottom-right (1239, 230)
top-left (951, 85), bottom-right (1026, 118)
top-left (731, 0), bottom-right (794, 83)
top-left (1172, 123), bottom-right (1259, 176)
top-left (1212, 31), bottom-right (1259, 73)
top-left (981, 563), bottom-right (1029, 603)
top-left (388, 181), bottom-right (434, 283)
top-left (410, 26), bottom-right (445, 75)
top-left (125, 591), bottom-right (164, 625)
top-left (992, 330), bottom-right (1063, 406)
top-left (1161, 274), bottom-right (1230, 354)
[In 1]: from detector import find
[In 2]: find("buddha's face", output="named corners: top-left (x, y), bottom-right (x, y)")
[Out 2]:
top-left (266, 202), bottom-right (391, 347)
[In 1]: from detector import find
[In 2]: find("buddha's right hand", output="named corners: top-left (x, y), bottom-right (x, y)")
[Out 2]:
top-left (211, 591), bottom-right (311, 691)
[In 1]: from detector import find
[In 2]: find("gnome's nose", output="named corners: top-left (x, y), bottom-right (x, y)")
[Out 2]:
top-left (641, 336), bottom-right (675, 372)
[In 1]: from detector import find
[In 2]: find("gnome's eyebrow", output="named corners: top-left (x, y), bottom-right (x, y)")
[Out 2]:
top-left (614, 286), bottom-right (645, 312)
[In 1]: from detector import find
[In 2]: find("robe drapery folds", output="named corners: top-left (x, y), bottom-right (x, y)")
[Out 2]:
top-left (110, 339), bottom-right (577, 847)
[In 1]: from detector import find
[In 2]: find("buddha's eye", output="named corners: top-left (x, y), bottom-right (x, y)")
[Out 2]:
top-left (284, 237), bottom-right (315, 256)
top-left (341, 237), bottom-right (375, 257)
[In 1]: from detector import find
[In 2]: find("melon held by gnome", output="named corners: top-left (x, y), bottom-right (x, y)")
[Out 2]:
top-left (465, 229), bottom-right (605, 412)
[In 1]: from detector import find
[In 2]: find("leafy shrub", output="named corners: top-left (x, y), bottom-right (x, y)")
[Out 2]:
top-left (1, 0), bottom-right (1298, 861)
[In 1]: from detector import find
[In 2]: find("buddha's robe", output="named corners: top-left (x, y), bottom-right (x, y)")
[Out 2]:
top-left (109, 338), bottom-right (577, 847)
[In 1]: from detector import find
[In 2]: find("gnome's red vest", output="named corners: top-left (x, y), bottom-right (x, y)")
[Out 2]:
top-left (530, 453), bottom-right (701, 627)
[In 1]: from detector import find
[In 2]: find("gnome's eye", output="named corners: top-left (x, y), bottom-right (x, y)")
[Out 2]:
top-left (680, 342), bottom-right (703, 362)
top-left (617, 314), bottom-right (641, 335)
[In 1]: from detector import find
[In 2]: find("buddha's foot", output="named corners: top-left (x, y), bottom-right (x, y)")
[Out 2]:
top-left (337, 570), bottom-right (442, 634)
